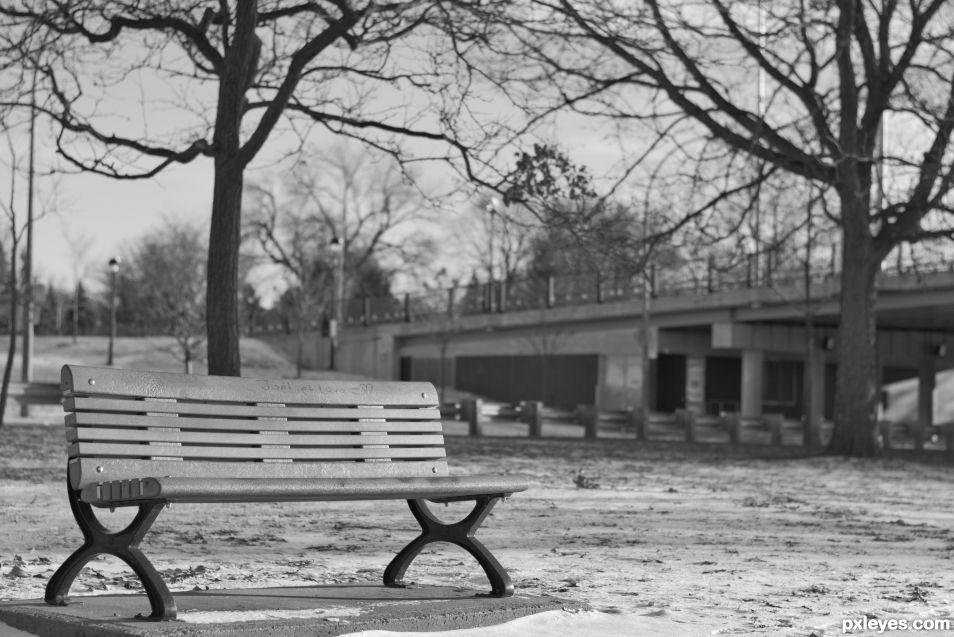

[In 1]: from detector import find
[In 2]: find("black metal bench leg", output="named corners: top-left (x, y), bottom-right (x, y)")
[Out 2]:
top-left (384, 496), bottom-right (514, 597)
top-left (45, 483), bottom-right (176, 620)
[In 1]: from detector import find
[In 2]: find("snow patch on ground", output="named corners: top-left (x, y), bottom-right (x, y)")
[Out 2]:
top-left (178, 605), bottom-right (365, 624)
top-left (341, 609), bottom-right (710, 637)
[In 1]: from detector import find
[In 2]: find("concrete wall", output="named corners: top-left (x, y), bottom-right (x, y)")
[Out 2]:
top-left (599, 355), bottom-right (641, 411)
top-left (257, 326), bottom-right (397, 380)
top-left (257, 331), bottom-right (327, 371)
top-left (337, 328), bottom-right (397, 379)
top-left (397, 322), bottom-right (713, 359)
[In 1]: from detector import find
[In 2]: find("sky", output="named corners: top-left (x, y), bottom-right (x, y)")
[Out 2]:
top-left (21, 111), bottom-right (622, 300)
top-left (38, 160), bottom-right (214, 289)
top-left (0, 5), bottom-right (666, 303)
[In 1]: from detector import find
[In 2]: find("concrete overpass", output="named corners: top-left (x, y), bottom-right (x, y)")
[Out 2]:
top-left (262, 264), bottom-right (954, 426)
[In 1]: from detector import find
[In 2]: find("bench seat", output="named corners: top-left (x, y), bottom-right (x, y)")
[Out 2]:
top-left (47, 365), bottom-right (529, 621)
top-left (82, 475), bottom-right (528, 506)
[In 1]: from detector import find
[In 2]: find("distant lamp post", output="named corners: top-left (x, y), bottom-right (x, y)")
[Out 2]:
top-left (486, 197), bottom-right (500, 282)
top-left (328, 236), bottom-right (342, 370)
top-left (486, 197), bottom-right (500, 312)
top-left (107, 257), bottom-right (120, 366)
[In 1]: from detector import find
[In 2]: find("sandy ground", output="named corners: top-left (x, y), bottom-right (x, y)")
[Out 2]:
top-left (3, 423), bottom-right (954, 636)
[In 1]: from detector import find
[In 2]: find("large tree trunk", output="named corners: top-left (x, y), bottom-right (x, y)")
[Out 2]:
top-left (827, 193), bottom-right (881, 456)
top-left (0, 239), bottom-right (18, 427)
top-left (206, 157), bottom-right (244, 377)
top-left (205, 4), bottom-right (259, 377)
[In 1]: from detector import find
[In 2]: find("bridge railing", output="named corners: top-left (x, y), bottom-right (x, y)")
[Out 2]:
top-left (337, 252), bottom-right (954, 328)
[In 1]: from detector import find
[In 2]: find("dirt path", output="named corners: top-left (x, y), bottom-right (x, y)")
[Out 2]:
top-left (3, 425), bottom-right (953, 635)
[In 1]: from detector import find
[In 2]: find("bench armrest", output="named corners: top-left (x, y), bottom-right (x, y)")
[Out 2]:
top-left (82, 474), bottom-right (530, 507)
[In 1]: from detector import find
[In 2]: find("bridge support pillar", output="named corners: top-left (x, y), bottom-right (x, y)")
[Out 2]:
top-left (523, 401), bottom-right (543, 438)
top-left (577, 404), bottom-right (598, 439)
top-left (804, 355), bottom-right (825, 447)
top-left (740, 350), bottom-right (764, 422)
top-left (460, 398), bottom-right (483, 437)
top-left (685, 355), bottom-right (705, 415)
top-left (627, 409), bottom-right (646, 441)
top-left (917, 357), bottom-right (935, 450)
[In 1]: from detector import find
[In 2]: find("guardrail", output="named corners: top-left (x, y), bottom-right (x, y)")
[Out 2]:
top-left (319, 253), bottom-right (954, 330)
top-left (440, 398), bottom-right (954, 451)
top-left (3, 382), bottom-right (62, 421)
top-left (238, 251), bottom-right (954, 335)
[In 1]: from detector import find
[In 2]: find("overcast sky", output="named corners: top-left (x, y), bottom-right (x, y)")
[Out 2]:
top-left (24, 108), bottom-right (621, 299)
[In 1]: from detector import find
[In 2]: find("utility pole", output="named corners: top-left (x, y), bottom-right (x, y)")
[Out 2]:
top-left (640, 207), bottom-right (652, 432)
top-left (328, 236), bottom-right (341, 370)
top-left (486, 198), bottom-right (499, 312)
top-left (328, 203), bottom-right (347, 371)
top-left (752, 0), bottom-right (766, 288)
top-left (803, 196), bottom-right (818, 446)
top-left (21, 71), bottom-right (36, 383)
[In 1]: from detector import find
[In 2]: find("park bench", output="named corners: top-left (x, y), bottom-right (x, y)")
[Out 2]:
top-left (6, 381), bottom-right (61, 419)
top-left (46, 365), bottom-right (528, 620)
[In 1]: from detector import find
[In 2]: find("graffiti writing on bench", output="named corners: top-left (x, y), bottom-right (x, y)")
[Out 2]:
top-left (258, 380), bottom-right (376, 398)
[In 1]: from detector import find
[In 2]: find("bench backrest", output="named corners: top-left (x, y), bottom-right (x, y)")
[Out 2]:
top-left (62, 365), bottom-right (448, 491)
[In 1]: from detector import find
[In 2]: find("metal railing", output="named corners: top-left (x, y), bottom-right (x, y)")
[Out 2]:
top-left (324, 251), bottom-right (954, 328)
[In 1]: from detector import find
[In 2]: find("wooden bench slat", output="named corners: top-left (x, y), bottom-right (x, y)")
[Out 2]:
top-left (81, 475), bottom-right (529, 506)
top-left (67, 427), bottom-right (445, 447)
top-left (68, 442), bottom-right (446, 461)
top-left (66, 412), bottom-right (443, 433)
top-left (68, 457), bottom-right (450, 490)
top-left (59, 365), bottom-right (456, 491)
top-left (64, 397), bottom-right (440, 421)
top-left (62, 365), bottom-right (437, 406)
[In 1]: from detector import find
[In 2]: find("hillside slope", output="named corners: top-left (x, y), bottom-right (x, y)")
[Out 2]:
top-left (12, 335), bottom-right (372, 382)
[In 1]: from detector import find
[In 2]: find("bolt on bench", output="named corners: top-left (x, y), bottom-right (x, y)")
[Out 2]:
top-left (47, 365), bottom-right (529, 620)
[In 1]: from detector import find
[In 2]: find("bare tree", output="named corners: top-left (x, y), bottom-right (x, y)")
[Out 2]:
top-left (523, 309), bottom-right (570, 404)
top-left (0, 132), bottom-right (23, 426)
top-left (289, 143), bottom-right (435, 292)
top-left (58, 222), bottom-right (94, 344)
top-left (464, 194), bottom-right (538, 283)
top-left (244, 182), bottom-right (334, 378)
top-left (245, 143), bottom-right (432, 373)
top-left (415, 268), bottom-right (463, 401)
top-left (0, 1), bottom-right (519, 376)
top-left (507, 0), bottom-right (954, 456)
top-left (0, 104), bottom-right (56, 425)
top-left (122, 220), bottom-right (207, 373)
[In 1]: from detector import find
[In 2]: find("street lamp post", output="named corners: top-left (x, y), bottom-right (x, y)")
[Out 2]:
top-left (328, 236), bottom-right (342, 370)
top-left (486, 198), bottom-right (499, 281)
top-left (639, 208), bottom-right (652, 437)
top-left (107, 257), bottom-right (120, 366)
top-left (486, 197), bottom-right (499, 312)
top-left (21, 70), bottom-right (37, 384)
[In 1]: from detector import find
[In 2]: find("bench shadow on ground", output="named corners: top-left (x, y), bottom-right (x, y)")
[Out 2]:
top-left (0, 583), bottom-right (576, 637)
